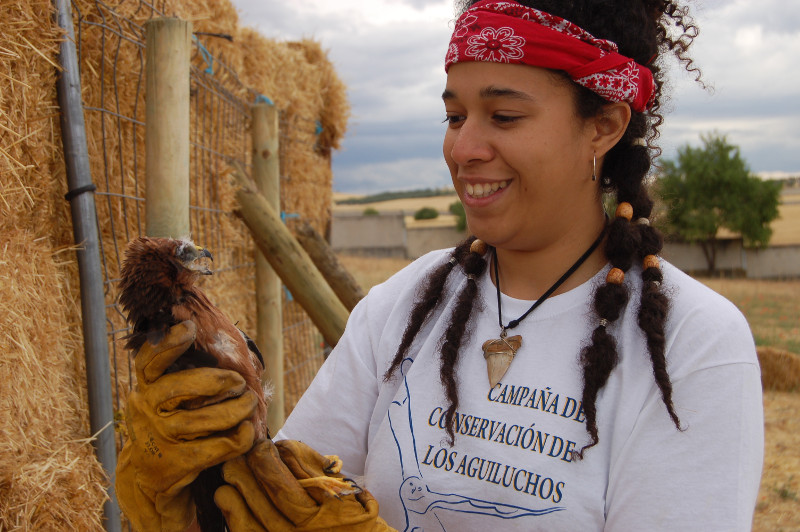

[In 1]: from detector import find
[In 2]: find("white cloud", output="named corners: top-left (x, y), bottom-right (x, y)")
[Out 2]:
top-left (655, 0), bottom-right (800, 173)
top-left (231, 0), bottom-right (800, 192)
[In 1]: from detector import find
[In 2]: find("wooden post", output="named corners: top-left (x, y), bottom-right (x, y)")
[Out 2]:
top-left (295, 221), bottom-right (365, 312)
top-left (145, 18), bottom-right (192, 237)
top-left (252, 103), bottom-right (285, 429)
top-left (232, 166), bottom-right (350, 347)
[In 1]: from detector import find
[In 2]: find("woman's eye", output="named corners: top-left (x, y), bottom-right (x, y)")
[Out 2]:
top-left (493, 114), bottom-right (521, 124)
top-left (443, 114), bottom-right (465, 127)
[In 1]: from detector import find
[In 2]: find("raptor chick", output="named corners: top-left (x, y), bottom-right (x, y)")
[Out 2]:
top-left (119, 236), bottom-right (269, 531)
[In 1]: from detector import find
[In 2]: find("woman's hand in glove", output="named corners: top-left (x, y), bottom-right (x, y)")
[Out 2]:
top-left (115, 321), bottom-right (258, 532)
top-left (215, 439), bottom-right (396, 532)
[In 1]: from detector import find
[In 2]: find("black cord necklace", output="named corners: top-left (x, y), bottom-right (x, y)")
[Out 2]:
top-left (482, 225), bottom-right (607, 388)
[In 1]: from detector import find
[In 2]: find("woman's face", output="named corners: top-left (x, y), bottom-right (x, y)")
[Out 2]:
top-left (443, 62), bottom-right (603, 253)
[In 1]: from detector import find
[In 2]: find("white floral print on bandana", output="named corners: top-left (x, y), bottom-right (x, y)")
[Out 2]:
top-left (465, 27), bottom-right (525, 63)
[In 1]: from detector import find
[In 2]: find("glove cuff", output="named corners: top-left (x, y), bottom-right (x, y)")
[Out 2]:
top-left (116, 441), bottom-right (195, 532)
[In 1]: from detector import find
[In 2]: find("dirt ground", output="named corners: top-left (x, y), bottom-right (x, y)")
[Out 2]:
top-left (754, 391), bottom-right (800, 531)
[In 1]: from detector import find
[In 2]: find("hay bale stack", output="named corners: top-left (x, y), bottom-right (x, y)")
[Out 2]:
top-left (1, 1), bottom-right (107, 529)
top-left (238, 30), bottom-right (349, 233)
top-left (758, 347), bottom-right (800, 392)
top-left (2, 0), bottom-right (349, 528)
top-left (0, 239), bottom-right (107, 531)
top-left (67, 0), bottom-right (349, 412)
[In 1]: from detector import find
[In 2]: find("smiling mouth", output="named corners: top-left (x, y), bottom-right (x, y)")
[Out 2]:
top-left (465, 180), bottom-right (508, 199)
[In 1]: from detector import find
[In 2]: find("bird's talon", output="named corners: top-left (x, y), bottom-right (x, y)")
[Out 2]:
top-left (322, 454), bottom-right (343, 475)
top-left (298, 476), bottom-right (359, 497)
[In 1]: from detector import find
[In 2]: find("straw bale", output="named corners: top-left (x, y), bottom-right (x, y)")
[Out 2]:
top-left (0, 236), bottom-right (107, 531)
top-left (2, 0), bottom-right (350, 526)
top-left (1, 1), bottom-right (109, 529)
top-left (282, 300), bottom-right (327, 413)
top-left (70, 0), bottom-right (350, 409)
top-left (1, 0), bottom-right (70, 235)
top-left (285, 39), bottom-right (350, 156)
top-left (237, 28), bottom-right (349, 234)
top-left (758, 346), bottom-right (800, 392)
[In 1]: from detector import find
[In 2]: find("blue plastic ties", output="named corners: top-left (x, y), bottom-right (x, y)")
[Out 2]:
top-left (280, 211), bottom-right (300, 223)
top-left (254, 93), bottom-right (274, 106)
top-left (192, 35), bottom-right (214, 75)
top-left (315, 120), bottom-right (323, 136)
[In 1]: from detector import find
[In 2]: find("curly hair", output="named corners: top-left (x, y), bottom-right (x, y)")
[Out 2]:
top-left (385, 0), bottom-right (700, 456)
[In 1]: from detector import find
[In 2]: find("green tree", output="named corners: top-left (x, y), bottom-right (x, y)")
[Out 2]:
top-left (449, 201), bottom-right (467, 231)
top-left (658, 133), bottom-right (781, 273)
top-left (414, 206), bottom-right (439, 220)
top-left (362, 207), bottom-right (379, 216)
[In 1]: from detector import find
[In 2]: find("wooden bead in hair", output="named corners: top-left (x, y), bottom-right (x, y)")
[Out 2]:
top-left (470, 238), bottom-right (488, 256)
top-left (643, 255), bottom-right (660, 270)
top-left (606, 201), bottom-right (640, 271)
top-left (615, 202), bottom-right (634, 221)
top-left (463, 239), bottom-right (489, 282)
top-left (606, 268), bottom-right (625, 285)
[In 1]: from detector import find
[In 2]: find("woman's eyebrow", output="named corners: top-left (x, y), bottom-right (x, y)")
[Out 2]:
top-left (441, 86), bottom-right (534, 101)
top-left (479, 86), bottom-right (534, 100)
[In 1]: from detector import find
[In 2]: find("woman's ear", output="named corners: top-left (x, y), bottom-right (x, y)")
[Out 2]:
top-left (591, 102), bottom-right (631, 158)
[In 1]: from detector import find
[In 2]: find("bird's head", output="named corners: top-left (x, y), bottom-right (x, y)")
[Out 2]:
top-left (173, 238), bottom-right (214, 276)
top-left (119, 237), bottom-right (215, 327)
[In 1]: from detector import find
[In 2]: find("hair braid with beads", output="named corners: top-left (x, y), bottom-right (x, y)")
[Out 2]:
top-left (385, 0), bottom-right (699, 454)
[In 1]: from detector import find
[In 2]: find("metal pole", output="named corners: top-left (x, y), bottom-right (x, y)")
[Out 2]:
top-left (53, 0), bottom-right (121, 530)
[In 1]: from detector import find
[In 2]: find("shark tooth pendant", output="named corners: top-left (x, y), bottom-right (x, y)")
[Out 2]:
top-left (482, 333), bottom-right (522, 387)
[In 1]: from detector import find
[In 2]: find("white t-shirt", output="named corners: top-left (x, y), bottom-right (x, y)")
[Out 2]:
top-left (277, 249), bottom-right (763, 531)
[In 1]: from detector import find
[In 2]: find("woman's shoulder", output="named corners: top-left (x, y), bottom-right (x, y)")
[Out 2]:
top-left (661, 261), bottom-right (747, 325)
top-left (658, 260), bottom-right (758, 373)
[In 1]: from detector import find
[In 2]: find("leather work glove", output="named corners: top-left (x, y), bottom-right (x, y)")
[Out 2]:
top-left (214, 439), bottom-right (396, 531)
top-left (115, 320), bottom-right (258, 532)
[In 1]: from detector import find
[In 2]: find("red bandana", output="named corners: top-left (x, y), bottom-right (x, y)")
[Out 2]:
top-left (445, 0), bottom-right (655, 112)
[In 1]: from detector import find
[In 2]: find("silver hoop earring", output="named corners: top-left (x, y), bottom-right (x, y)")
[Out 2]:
top-left (591, 153), bottom-right (597, 182)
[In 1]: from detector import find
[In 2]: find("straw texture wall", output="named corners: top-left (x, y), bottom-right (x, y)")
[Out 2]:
top-left (1, 0), bottom-right (348, 528)
top-left (1, 1), bottom-right (107, 529)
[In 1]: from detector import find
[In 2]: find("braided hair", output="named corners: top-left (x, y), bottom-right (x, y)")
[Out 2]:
top-left (385, 0), bottom-right (700, 455)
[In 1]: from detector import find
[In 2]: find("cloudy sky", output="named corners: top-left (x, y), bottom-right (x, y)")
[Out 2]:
top-left (230, 0), bottom-right (800, 194)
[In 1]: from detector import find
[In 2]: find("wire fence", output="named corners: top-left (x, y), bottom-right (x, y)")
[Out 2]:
top-left (71, 0), bottom-right (329, 448)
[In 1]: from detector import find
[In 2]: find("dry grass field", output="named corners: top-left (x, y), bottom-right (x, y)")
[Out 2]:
top-left (338, 255), bottom-right (800, 532)
top-left (333, 192), bottom-right (460, 214)
top-left (701, 278), bottom-right (800, 355)
top-left (770, 193), bottom-right (800, 246)
top-left (757, 390), bottom-right (800, 531)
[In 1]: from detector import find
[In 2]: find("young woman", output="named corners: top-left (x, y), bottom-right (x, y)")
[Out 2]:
top-left (117, 1), bottom-right (763, 531)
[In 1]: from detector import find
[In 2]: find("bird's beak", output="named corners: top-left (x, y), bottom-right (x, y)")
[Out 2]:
top-left (198, 247), bottom-right (214, 261)
top-left (196, 246), bottom-right (213, 275)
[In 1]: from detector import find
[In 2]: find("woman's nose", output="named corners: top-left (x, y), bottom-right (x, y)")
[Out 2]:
top-left (448, 118), bottom-right (493, 166)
